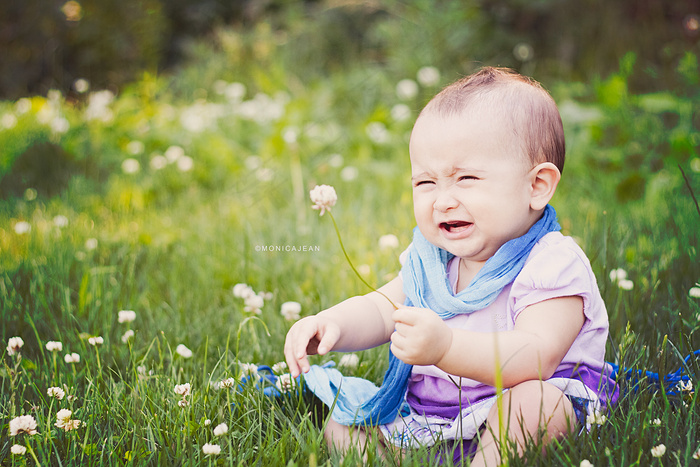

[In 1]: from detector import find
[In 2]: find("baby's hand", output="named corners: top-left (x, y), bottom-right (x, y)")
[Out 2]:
top-left (283, 316), bottom-right (340, 378)
top-left (390, 306), bottom-right (452, 366)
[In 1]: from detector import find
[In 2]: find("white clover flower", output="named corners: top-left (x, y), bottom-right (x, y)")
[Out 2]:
top-left (178, 399), bottom-right (190, 408)
top-left (678, 379), bottom-right (693, 392)
top-left (74, 78), bottom-right (90, 93)
top-left (417, 66), bottom-right (441, 87)
top-left (579, 460), bottom-right (593, 467)
top-left (651, 418), bottom-right (661, 426)
top-left (85, 238), bottom-right (98, 250)
top-left (239, 363), bottom-right (258, 377)
top-left (340, 166), bottom-right (359, 182)
top-left (617, 279), bottom-right (634, 291)
top-left (121, 330), bottom-right (135, 343)
top-left (54, 408), bottom-right (79, 431)
top-left (175, 344), bottom-right (193, 358)
top-left (15, 98), bottom-right (31, 114)
top-left (10, 415), bottom-right (38, 436)
top-left (357, 264), bottom-right (371, 276)
top-left (282, 127), bottom-right (298, 144)
top-left (651, 444), bottom-right (666, 458)
top-left (218, 377), bottom-right (235, 389)
top-left (174, 383), bottom-right (191, 396)
top-left (275, 373), bottom-right (296, 393)
top-left (126, 140), bottom-right (145, 155)
top-left (88, 336), bottom-right (103, 346)
top-left (64, 352), bottom-right (80, 363)
top-left (47, 386), bottom-right (66, 400)
top-left (150, 154), bottom-right (168, 170)
top-left (280, 301), bottom-right (302, 321)
top-left (390, 103), bottom-right (412, 122)
top-left (118, 310), bottom-right (136, 323)
top-left (609, 268), bottom-right (628, 282)
top-left (204, 419), bottom-right (212, 426)
top-left (309, 184), bottom-right (337, 216)
top-left (379, 234), bottom-right (400, 250)
top-left (693, 447), bottom-right (700, 460)
top-left (51, 117), bottom-right (70, 134)
top-left (13, 221), bottom-right (31, 235)
top-left (1, 112), bottom-right (18, 129)
top-left (213, 423), bottom-right (228, 436)
top-left (244, 155), bottom-right (261, 170)
top-left (271, 361), bottom-right (288, 374)
top-left (7, 336), bottom-right (25, 356)
top-left (396, 79), bottom-right (419, 100)
top-left (11, 444), bottom-right (27, 455)
top-left (328, 153), bottom-right (344, 167)
top-left (689, 286), bottom-right (700, 298)
top-left (586, 412), bottom-right (607, 426)
top-left (243, 294), bottom-right (264, 314)
top-left (176, 155), bottom-right (194, 172)
top-left (202, 443), bottom-right (221, 455)
top-left (365, 121), bottom-right (390, 144)
top-left (122, 158), bottom-right (141, 174)
top-left (232, 283), bottom-right (254, 299)
top-left (225, 82), bottom-right (246, 101)
top-left (85, 90), bottom-right (115, 122)
top-left (339, 353), bottom-right (360, 370)
top-left (165, 145), bottom-right (185, 163)
top-left (52, 215), bottom-right (69, 228)
top-left (63, 419), bottom-right (81, 431)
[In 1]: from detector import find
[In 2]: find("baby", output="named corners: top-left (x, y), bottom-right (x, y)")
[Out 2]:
top-left (284, 67), bottom-right (617, 465)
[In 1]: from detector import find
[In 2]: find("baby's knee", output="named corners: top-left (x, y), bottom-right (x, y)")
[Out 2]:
top-left (506, 380), bottom-right (575, 433)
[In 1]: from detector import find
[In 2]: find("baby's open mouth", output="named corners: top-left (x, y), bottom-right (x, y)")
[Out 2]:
top-left (440, 221), bottom-right (472, 233)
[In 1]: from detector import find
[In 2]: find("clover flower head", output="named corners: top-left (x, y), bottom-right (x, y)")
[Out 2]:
top-left (178, 399), bottom-right (190, 408)
top-left (48, 386), bottom-right (66, 400)
top-left (204, 419), bottom-right (212, 426)
top-left (7, 336), bottom-right (24, 356)
top-left (175, 344), bottom-right (193, 358)
top-left (239, 362), bottom-right (258, 378)
top-left (275, 373), bottom-right (297, 393)
top-left (579, 460), bottom-right (594, 467)
top-left (689, 286), bottom-right (700, 298)
top-left (609, 268), bottom-right (628, 282)
top-left (396, 79), bottom-right (419, 100)
top-left (88, 336), bottom-right (103, 346)
top-left (651, 418), bottom-right (661, 426)
top-left (118, 310), bottom-right (136, 323)
top-left (678, 379), bottom-right (693, 392)
top-left (617, 279), bottom-right (634, 291)
top-left (14, 221), bottom-right (31, 235)
top-left (11, 444), bottom-right (27, 455)
top-left (202, 443), bottom-right (221, 455)
top-left (55, 409), bottom-right (81, 431)
top-left (243, 294), bottom-right (264, 314)
top-left (651, 444), bottom-right (666, 458)
top-left (586, 412), bottom-right (607, 426)
top-left (232, 283), bottom-right (255, 299)
top-left (121, 330), bottom-right (134, 343)
top-left (46, 341), bottom-right (63, 352)
top-left (339, 353), bottom-right (360, 369)
top-left (693, 447), bottom-right (700, 460)
top-left (309, 185), bottom-right (337, 216)
top-left (64, 352), bottom-right (80, 363)
top-left (272, 361), bottom-right (288, 374)
top-left (213, 423), bottom-right (228, 436)
top-left (417, 66), bottom-right (441, 87)
top-left (378, 234), bottom-right (400, 250)
top-left (218, 378), bottom-right (235, 389)
top-left (173, 383), bottom-right (191, 396)
top-left (280, 301), bottom-right (302, 321)
top-left (9, 415), bottom-right (38, 436)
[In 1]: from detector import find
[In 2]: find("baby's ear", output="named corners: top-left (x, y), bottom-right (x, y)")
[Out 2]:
top-left (529, 162), bottom-right (560, 210)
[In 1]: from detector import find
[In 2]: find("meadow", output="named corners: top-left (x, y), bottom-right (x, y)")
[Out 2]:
top-left (1, 8), bottom-right (700, 466)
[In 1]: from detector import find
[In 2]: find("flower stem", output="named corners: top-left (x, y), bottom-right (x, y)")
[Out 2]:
top-left (328, 212), bottom-right (398, 309)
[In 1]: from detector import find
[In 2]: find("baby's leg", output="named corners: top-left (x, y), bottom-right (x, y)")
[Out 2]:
top-left (471, 380), bottom-right (576, 467)
top-left (324, 418), bottom-right (398, 462)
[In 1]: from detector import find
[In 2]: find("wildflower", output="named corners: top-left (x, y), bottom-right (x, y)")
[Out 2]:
top-left (24, 188), bottom-right (37, 201)
top-left (85, 238), bottom-right (98, 250)
top-left (178, 399), bottom-right (190, 408)
top-left (14, 221), bottom-right (31, 235)
top-left (272, 361), bottom-right (288, 374)
top-left (121, 330), bottom-right (134, 343)
top-left (379, 234), bottom-right (400, 250)
top-left (339, 353), bottom-right (360, 370)
top-left (579, 461), bottom-right (593, 467)
top-left (609, 268), bottom-right (628, 282)
top-left (9, 415), bottom-right (38, 436)
top-left (689, 286), bottom-right (700, 298)
top-left (678, 379), bottom-right (693, 392)
top-left (176, 156), bottom-right (194, 172)
top-left (7, 336), bottom-right (25, 356)
top-left (276, 373), bottom-right (296, 393)
top-left (118, 310), bottom-right (136, 323)
top-left (122, 158), bottom-right (140, 174)
top-left (693, 447), bottom-right (700, 460)
top-left (53, 215), bottom-right (69, 228)
top-left (204, 419), bottom-right (212, 426)
top-left (213, 423), bottom-right (228, 436)
top-left (340, 166), bottom-right (359, 182)
top-left (651, 418), bottom-right (661, 426)
top-left (47, 386), bottom-right (66, 400)
top-left (202, 443), bottom-right (221, 455)
top-left (64, 352), bottom-right (80, 363)
top-left (165, 145), bottom-right (185, 163)
top-left (46, 341), bottom-right (63, 352)
top-left (309, 185), bottom-right (337, 216)
top-left (396, 79), bottom-right (419, 100)
top-left (391, 103), bottom-right (412, 122)
top-left (617, 279), bottom-right (634, 291)
top-left (126, 140), bottom-right (144, 155)
top-left (88, 336), bottom-right (103, 346)
top-left (243, 294), bottom-right (264, 315)
top-left (358, 264), bottom-right (371, 276)
top-left (11, 444), bottom-right (27, 455)
top-left (73, 78), bottom-right (89, 93)
top-left (55, 409), bottom-right (81, 431)
top-left (150, 154), bottom-right (168, 170)
top-left (233, 283), bottom-right (255, 299)
top-left (417, 66), bottom-right (441, 87)
top-left (173, 383), bottom-right (191, 396)
top-left (328, 153), bottom-right (344, 167)
top-left (239, 363), bottom-right (258, 377)
top-left (175, 344), bottom-right (193, 358)
top-left (650, 444), bottom-right (666, 458)
top-left (218, 378), bottom-right (235, 389)
top-left (280, 301), bottom-right (302, 321)
top-left (365, 121), bottom-right (390, 144)
top-left (586, 412), bottom-right (607, 426)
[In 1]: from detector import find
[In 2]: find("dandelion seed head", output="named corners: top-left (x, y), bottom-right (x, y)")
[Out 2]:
top-left (150, 154), bottom-right (168, 170)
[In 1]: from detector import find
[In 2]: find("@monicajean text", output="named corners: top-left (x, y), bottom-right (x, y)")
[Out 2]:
top-left (255, 244), bottom-right (321, 252)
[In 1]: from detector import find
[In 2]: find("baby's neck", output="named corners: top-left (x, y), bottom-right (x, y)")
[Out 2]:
top-left (456, 258), bottom-right (485, 293)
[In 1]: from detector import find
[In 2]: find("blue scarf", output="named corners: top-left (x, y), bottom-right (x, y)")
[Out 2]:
top-left (303, 205), bottom-right (561, 425)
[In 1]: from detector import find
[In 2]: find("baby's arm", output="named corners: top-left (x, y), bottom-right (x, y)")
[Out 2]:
top-left (284, 276), bottom-right (404, 378)
top-left (391, 296), bottom-right (584, 387)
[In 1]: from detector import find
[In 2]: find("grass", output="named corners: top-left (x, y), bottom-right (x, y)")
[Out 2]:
top-left (1, 9), bottom-right (700, 466)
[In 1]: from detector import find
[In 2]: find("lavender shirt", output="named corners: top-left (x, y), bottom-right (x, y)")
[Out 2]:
top-left (401, 232), bottom-right (618, 419)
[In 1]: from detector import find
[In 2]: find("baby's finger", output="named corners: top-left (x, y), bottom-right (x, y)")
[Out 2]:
top-left (316, 325), bottom-right (340, 355)
top-left (392, 306), bottom-right (417, 325)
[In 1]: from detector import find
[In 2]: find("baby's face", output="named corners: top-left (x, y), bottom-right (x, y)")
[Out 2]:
top-left (409, 109), bottom-right (542, 272)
